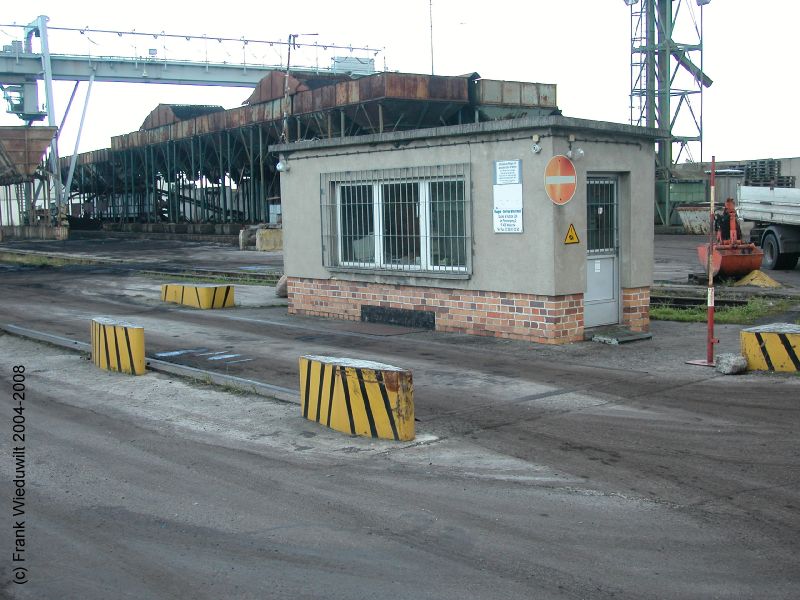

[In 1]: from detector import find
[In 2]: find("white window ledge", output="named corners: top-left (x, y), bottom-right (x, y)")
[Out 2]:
top-left (326, 267), bottom-right (472, 281)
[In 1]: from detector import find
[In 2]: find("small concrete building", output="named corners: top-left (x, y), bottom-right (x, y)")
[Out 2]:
top-left (273, 116), bottom-right (659, 344)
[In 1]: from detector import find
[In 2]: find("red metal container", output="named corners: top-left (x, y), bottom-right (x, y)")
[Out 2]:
top-left (697, 198), bottom-right (764, 277)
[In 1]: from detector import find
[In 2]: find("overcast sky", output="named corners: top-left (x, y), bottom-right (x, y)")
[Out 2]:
top-left (1, 0), bottom-right (796, 163)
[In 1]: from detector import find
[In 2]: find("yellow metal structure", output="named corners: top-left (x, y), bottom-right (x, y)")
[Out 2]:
top-left (740, 324), bottom-right (800, 372)
top-left (161, 283), bottom-right (235, 309)
top-left (91, 317), bottom-right (146, 375)
top-left (299, 355), bottom-right (414, 441)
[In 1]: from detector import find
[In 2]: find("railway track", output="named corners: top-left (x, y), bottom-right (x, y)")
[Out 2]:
top-left (650, 295), bottom-right (749, 309)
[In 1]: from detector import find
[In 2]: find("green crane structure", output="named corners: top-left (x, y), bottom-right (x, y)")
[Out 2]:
top-left (627, 0), bottom-right (712, 225)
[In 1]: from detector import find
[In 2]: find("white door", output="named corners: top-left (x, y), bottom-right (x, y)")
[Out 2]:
top-left (585, 177), bottom-right (619, 328)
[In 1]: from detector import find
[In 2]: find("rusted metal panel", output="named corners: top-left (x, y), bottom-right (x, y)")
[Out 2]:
top-left (256, 100), bottom-right (277, 121)
top-left (295, 85), bottom-right (331, 114)
top-left (501, 81), bottom-right (519, 104)
top-left (226, 106), bottom-right (248, 129)
top-left (208, 111), bottom-right (226, 131)
top-left (195, 115), bottom-right (212, 136)
top-left (91, 148), bottom-right (110, 163)
top-left (175, 120), bottom-right (194, 139)
top-left (101, 74), bottom-right (554, 155)
top-left (361, 73), bottom-right (386, 100)
top-left (139, 104), bottom-right (160, 130)
top-left (243, 72), bottom-right (319, 106)
top-left (538, 83), bottom-right (557, 108)
top-left (270, 99), bottom-right (282, 120)
top-left (428, 76), bottom-right (467, 101)
top-left (76, 148), bottom-right (109, 164)
top-left (410, 75), bottom-right (428, 100)
top-left (520, 83), bottom-right (539, 106)
top-left (250, 103), bottom-right (267, 122)
top-left (312, 86), bottom-right (329, 112)
top-left (320, 85), bottom-right (337, 111)
top-left (478, 79), bottom-right (503, 104)
top-left (378, 73), bottom-right (468, 102)
top-left (383, 73), bottom-right (404, 99)
top-left (475, 79), bottom-right (557, 108)
top-left (149, 128), bottom-right (169, 145)
top-left (428, 76), bottom-right (448, 99)
top-left (308, 89), bottom-right (322, 112)
top-left (140, 103), bottom-right (224, 130)
top-left (336, 80), bottom-right (360, 106)
top-left (292, 89), bottom-right (312, 115)
top-left (0, 126), bottom-right (57, 184)
top-left (60, 148), bottom-right (107, 167)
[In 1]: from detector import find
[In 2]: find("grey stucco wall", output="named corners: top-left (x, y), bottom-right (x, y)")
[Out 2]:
top-left (278, 119), bottom-right (655, 296)
top-left (781, 157), bottom-right (800, 180)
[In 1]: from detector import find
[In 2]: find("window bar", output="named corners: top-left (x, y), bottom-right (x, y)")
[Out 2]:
top-left (324, 164), bottom-right (469, 273)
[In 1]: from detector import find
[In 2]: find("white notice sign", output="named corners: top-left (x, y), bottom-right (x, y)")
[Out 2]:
top-left (495, 160), bottom-right (521, 185)
top-left (493, 209), bottom-right (523, 233)
top-left (493, 184), bottom-right (522, 210)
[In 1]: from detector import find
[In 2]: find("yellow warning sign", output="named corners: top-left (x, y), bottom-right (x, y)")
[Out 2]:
top-left (564, 224), bottom-right (580, 244)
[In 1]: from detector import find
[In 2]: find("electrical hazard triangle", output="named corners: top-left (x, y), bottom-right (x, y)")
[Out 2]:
top-left (564, 224), bottom-right (580, 244)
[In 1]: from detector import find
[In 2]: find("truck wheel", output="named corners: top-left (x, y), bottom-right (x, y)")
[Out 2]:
top-left (762, 232), bottom-right (798, 269)
top-left (763, 233), bottom-right (780, 269)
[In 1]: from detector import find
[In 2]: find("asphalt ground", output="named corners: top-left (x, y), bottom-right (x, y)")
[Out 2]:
top-left (0, 234), bottom-right (798, 599)
top-left (3, 232), bottom-right (800, 284)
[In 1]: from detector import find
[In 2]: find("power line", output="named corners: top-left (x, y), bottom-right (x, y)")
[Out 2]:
top-left (0, 22), bottom-right (382, 56)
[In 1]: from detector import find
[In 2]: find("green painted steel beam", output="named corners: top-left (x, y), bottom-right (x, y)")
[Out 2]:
top-left (0, 53), bottom-right (317, 87)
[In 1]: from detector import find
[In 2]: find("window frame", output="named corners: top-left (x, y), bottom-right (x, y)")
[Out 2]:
top-left (322, 165), bottom-right (471, 275)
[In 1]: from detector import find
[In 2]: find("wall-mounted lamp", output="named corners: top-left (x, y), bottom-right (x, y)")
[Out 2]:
top-left (276, 154), bottom-right (290, 172)
top-left (566, 135), bottom-right (584, 160)
top-left (566, 147), bottom-right (585, 160)
top-left (531, 134), bottom-right (542, 154)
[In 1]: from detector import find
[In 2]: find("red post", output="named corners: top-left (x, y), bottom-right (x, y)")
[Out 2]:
top-left (706, 156), bottom-right (718, 365)
top-left (688, 156), bottom-right (720, 367)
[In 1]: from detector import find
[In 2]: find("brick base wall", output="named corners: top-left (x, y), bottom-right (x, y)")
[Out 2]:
top-left (288, 277), bottom-right (586, 344)
top-left (622, 286), bottom-right (651, 332)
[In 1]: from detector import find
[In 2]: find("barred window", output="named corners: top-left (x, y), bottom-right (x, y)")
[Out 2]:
top-left (586, 177), bottom-right (618, 255)
top-left (321, 165), bottom-right (470, 273)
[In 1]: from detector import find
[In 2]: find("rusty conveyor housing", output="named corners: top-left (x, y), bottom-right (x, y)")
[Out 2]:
top-left (53, 71), bottom-right (557, 225)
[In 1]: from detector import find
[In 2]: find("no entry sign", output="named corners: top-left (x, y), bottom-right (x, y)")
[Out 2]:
top-left (544, 155), bottom-right (577, 205)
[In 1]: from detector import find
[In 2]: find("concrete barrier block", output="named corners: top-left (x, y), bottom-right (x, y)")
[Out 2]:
top-left (161, 283), bottom-right (235, 309)
top-left (255, 228), bottom-right (283, 251)
top-left (91, 317), bottom-right (146, 375)
top-left (740, 323), bottom-right (800, 372)
top-left (299, 355), bottom-right (414, 441)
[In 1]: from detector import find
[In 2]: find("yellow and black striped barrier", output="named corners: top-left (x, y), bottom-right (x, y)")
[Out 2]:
top-left (741, 323), bottom-right (800, 373)
top-left (91, 317), bottom-right (146, 375)
top-left (299, 355), bottom-right (415, 441)
top-left (161, 283), bottom-right (235, 309)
